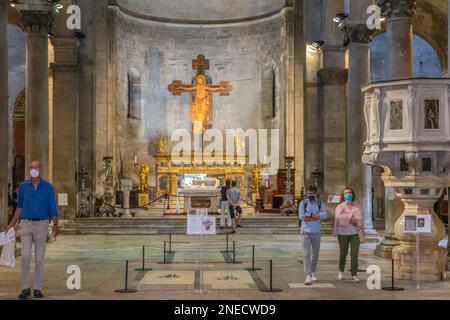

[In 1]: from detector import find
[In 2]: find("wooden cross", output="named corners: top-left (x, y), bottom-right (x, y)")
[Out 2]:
top-left (192, 54), bottom-right (210, 75)
top-left (167, 55), bottom-right (234, 133)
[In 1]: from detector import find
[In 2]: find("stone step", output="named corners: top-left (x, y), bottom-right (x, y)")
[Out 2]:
top-left (60, 216), bottom-right (334, 236)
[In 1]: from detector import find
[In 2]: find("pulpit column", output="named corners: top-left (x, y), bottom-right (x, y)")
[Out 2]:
top-left (379, 0), bottom-right (415, 79)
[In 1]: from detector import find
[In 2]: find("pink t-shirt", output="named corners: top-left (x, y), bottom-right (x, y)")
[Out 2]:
top-left (334, 202), bottom-right (364, 235)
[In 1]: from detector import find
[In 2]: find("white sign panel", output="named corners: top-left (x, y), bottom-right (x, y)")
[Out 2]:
top-left (403, 215), bottom-right (431, 233)
top-left (327, 195), bottom-right (341, 204)
top-left (187, 215), bottom-right (216, 235)
top-left (58, 193), bottom-right (68, 206)
top-left (0, 228), bottom-right (15, 246)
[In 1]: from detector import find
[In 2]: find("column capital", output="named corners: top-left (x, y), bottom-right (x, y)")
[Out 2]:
top-left (341, 22), bottom-right (376, 45)
top-left (317, 68), bottom-right (348, 85)
top-left (50, 63), bottom-right (78, 73)
top-left (377, 0), bottom-right (416, 19)
top-left (19, 9), bottom-right (53, 34)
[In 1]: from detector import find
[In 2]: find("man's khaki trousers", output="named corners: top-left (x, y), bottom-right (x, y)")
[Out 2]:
top-left (19, 220), bottom-right (49, 290)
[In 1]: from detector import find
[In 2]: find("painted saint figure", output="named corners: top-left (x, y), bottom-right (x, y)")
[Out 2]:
top-left (168, 70), bottom-right (234, 134)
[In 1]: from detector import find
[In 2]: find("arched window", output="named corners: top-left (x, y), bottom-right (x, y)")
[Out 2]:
top-left (262, 68), bottom-right (277, 120)
top-left (127, 67), bottom-right (142, 120)
top-left (370, 34), bottom-right (441, 81)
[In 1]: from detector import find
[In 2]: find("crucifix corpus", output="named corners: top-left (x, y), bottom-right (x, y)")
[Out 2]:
top-left (168, 55), bottom-right (234, 134)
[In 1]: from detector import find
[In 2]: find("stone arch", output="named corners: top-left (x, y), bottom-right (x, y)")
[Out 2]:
top-left (372, 0), bottom-right (447, 76)
top-left (371, 33), bottom-right (442, 81)
top-left (127, 67), bottom-right (142, 120)
top-left (413, 0), bottom-right (447, 74)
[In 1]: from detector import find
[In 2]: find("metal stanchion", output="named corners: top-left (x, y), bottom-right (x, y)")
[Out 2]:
top-left (135, 246), bottom-right (152, 271)
top-left (168, 234), bottom-right (174, 253)
top-left (164, 241), bottom-right (167, 264)
top-left (260, 260), bottom-right (282, 292)
top-left (115, 260), bottom-right (138, 293)
top-left (221, 232), bottom-right (231, 253)
top-left (245, 245), bottom-right (262, 271)
top-left (382, 258), bottom-right (404, 291)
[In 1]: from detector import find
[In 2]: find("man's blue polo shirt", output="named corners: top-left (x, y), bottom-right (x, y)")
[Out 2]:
top-left (18, 179), bottom-right (58, 220)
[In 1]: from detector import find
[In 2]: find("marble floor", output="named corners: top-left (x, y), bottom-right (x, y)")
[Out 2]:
top-left (0, 234), bottom-right (449, 300)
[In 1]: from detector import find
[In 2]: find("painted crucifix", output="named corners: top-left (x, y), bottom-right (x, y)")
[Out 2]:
top-left (168, 55), bottom-right (234, 134)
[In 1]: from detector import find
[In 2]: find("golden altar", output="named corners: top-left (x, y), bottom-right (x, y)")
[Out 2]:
top-left (154, 153), bottom-right (247, 197)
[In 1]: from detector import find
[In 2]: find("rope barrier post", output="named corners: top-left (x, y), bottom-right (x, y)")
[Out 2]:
top-left (220, 232), bottom-right (231, 253)
top-left (233, 241), bottom-right (236, 264)
top-left (245, 245), bottom-right (262, 271)
top-left (260, 260), bottom-right (282, 292)
top-left (168, 234), bottom-right (174, 253)
top-left (382, 258), bottom-right (404, 291)
top-left (135, 246), bottom-right (152, 272)
top-left (115, 260), bottom-right (138, 293)
top-left (164, 241), bottom-right (167, 264)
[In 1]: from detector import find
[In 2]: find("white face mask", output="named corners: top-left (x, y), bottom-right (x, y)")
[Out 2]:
top-left (30, 169), bottom-right (40, 179)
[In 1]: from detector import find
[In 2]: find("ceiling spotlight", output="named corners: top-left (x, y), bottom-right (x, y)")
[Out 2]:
top-left (333, 13), bottom-right (348, 23)
top-left (307, 41), bottom-right (324, 52)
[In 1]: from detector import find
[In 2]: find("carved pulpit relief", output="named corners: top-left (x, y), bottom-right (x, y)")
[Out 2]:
top-left (168, 55), bottom-right (234, 134)
top-left (424, 99), bottom-right (439, 129)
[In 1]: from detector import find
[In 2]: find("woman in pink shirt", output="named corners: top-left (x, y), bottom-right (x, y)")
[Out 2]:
top-left (333, 187), bottom-right (365, 283)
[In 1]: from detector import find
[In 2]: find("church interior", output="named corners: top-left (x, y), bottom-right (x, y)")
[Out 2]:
top-left (1, 0), bottom-right (450, 300)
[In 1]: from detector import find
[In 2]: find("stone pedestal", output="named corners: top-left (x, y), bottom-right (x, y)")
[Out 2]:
top-left (121, 179), bottom-right (133, 218)
top-left (384, 177), bottom-right (447, 280)
top-left (375, 237), bottom-right (400, 258)
top-left (393, 243), bottom-right (447, 281)
top-left (138, 193), bottom-right (149, 207)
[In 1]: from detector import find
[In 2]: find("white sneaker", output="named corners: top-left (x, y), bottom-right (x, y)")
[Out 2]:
top-left (338, 272), bottom-right (344, 280)
top-left (352, 276), bottom-right (360, 283)
top-left (304, 275), bottom-right (313, 285)
top-left (311, 273), bottom-right (318, 282)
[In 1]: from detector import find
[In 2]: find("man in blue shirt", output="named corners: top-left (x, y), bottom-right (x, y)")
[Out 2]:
top-left (299, 185), bottom-right (327, 285)
top-left (5, 160), bottom-right (59, 300)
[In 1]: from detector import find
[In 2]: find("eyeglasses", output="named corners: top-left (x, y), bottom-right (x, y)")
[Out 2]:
top-left (29, 166), bottom-right (41, 170)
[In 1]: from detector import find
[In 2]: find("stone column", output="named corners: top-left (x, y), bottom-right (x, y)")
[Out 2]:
top-left (318, 0), bottom-right (347, 213)
top-left (379, 0), bottom-right (416, 79)
top-left (50, 37), bottom-right (79, 218)
top-left (448, 0), bottom-right (450, 77)
top-left (18, 4), bottom-right (53, 175)
top-left (343, 22), bottom-right (376, 234)
top-left (0, 0), bottom-right (9, 228)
